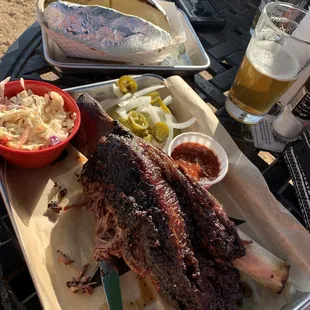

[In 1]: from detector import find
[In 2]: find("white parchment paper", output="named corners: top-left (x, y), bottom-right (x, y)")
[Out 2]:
top-left (2, 76), bottom-right (310, 310)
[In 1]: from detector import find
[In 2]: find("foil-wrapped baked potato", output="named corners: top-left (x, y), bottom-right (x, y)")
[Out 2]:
top-left (65, 0), bottom-right (171, 33)
top-left (43, 0), bottom-right (172, 54)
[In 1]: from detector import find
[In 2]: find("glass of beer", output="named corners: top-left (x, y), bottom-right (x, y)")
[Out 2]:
top-left (225, 2), bottom-right (310, 124)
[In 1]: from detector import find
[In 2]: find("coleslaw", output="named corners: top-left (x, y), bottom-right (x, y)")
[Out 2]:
top-left (0, 78), bottom-right (76, 150)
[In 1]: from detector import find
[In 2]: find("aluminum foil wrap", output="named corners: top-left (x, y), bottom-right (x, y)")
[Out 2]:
top-left (161, 44), bottom-right (191, 66)
top-left (44, 0), bottom-right (172, 53)
top-left (36, 0), bottom-right (186, 64)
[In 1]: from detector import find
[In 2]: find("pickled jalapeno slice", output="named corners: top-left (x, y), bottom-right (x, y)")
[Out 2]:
top-left (156, 98), bottom-right (171, 114)
top-left (143, 134), bottom-right (153, 143)
top-left (146, 91), bottom-right (161, 104)
top-left (118, 76), bottom-right (138, 94)
top-left (153, 122), bottom-right (169, 143)
top-left (128, 111), bottom-right (149, 132)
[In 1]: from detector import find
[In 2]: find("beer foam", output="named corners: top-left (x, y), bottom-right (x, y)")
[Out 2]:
top-left (246, 41), bottom-right (299, 82)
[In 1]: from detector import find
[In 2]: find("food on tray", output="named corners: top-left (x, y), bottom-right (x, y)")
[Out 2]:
top-left (80, 114), bottom-right (246, 309)
top-left (0, 78), bottom-right (76, 151)
top-left (117, 76), bottom-right (138, 94)
top-left (71, 93), bottom-right (290, 309)
top-left (58, 188), bottom-right (68, 200)
top-left (69, 0), bottom-right (171, 33)
top-left (38, 0), bottom-right (189, 65)
top-left (161, 43), bottom-right (192, 66)
top-left (168, 132), bottom-right (229, 187)
top-left (43, 0), bottom-right (172, 54)
top-left (171, 142), bottom-right (220, 181)
top-left (47, 201), bottom-right (62, 214)
top-left (233, 231), bottom-right (290, 294)
top-left (46, 183), bottom-right (70, 213)
top-left (57, 248), bottom-right (97, 294)
top-left (65, 262), bottom-right (97, 294)
top-left (99, 76), bottom-right (196, 150)
top-left (57, 250), bottom-right (75, 265)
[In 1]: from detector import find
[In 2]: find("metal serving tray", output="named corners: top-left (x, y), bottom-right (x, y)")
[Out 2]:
top-left (65, 74), bottom-right (310, 310)
top-left (42, 10), bottom-right (210, 76)
top-left (0, 74), bottom-right (309, 310)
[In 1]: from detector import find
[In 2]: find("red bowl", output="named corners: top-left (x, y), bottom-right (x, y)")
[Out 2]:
top-left (0, 80), bottom-right (81, 168)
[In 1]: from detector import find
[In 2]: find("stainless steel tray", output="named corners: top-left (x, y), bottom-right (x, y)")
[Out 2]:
top-left (42, 10), bottom-right (210, 76)
top-left (0, 74), bottom-right (309, 310)
top-left (65, 74), bottom-right (310, 310)
top-left (66, 74), bottom-right (165, 101)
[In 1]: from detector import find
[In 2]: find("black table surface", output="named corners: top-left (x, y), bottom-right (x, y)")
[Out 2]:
top-left (0, 0), bottom-right (304, 308)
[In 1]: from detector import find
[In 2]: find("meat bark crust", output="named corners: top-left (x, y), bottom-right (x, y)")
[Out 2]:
top-left (81, 134), bottom-right (245, 310)
top-left (78, 93), bottom-right (246, 309)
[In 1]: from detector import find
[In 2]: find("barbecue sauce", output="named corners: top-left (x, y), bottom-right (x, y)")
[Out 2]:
top-left (171, 142), bottom-right (220, 181)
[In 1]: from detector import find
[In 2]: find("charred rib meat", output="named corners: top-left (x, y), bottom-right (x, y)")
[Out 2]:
top-left (78, 93), bottom-right (246, 309)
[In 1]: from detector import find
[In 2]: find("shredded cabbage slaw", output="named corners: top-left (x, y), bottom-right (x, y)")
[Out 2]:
top-left (0, 78), bottom-right (76, 150)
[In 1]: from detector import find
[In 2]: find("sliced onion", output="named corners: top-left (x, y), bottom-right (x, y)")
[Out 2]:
top-left (143, 103), bottom-right (161, 125)
top-left (115, 97), bottom-right (152, 120)
top-left (167, 117), bottom-right (196, 129)
top-left (163, 114), bottom-right (174, 154)
top-left (107, 82), bottom-right (196, 153)
top-left (100, 93), bottom-right (131, 111)
top-left (118, 85), bottom-right (165, 107)
top-left (0, 76), bottom-right (10, 103)
top-left (20, 78), bottom-right (25, 90)
top-left (163, 95), bottom-right (172, 106)
top-left (119, 97), bottom-right (151, 113)
top-left (133, 84), bottom-right (165, 98)
top-left (112, 83), bottom-right (123, 98)
top-left (117, 100), bottom-right (131, 108)
top-left (137, 105), bottom-right (163, 115)
top-left (137, 105), bottom-right (166, 125)
top-left (115, 109), bottom-right (128, 120)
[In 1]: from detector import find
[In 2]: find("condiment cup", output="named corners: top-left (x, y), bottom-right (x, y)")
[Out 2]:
top-left (0, 80), bottom-right (81, 168)
top-left (168, 132), bottom-right (229, 188)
